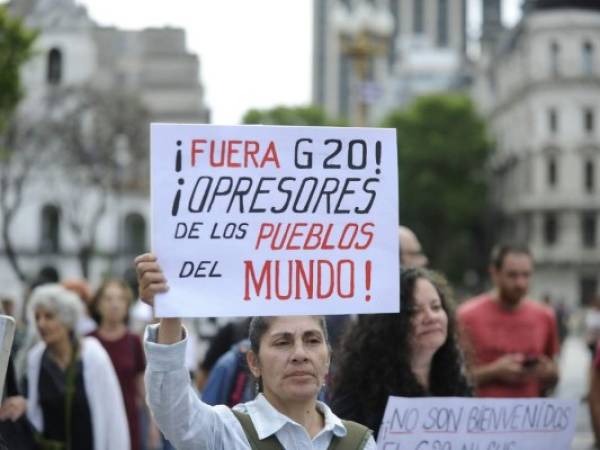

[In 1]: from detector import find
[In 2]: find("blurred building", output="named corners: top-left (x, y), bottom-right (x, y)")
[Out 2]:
top-left (473, 0), bottom-right (600, 307)
top-left (1, 0), bottom-right (210, 298)
top-left (312, 0), bottom-right (469, 124)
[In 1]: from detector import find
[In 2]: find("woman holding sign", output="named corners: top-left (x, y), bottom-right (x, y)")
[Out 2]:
top-left (330, 268), bottom-right (472, 437)
top-left (135, 253), bottom-right (375, 450)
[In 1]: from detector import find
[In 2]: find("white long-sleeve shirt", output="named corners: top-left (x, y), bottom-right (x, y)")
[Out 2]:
top-left (144, 324), bottom-right (376, 450)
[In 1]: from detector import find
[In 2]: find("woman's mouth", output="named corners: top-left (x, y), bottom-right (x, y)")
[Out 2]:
top-left (285, 371), bottom-right (315, 379)
top-left (418, 328), bottom-right (443, 336)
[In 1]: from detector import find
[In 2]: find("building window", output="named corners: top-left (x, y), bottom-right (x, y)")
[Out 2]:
top-left (547, 156), bottom-right (558, 188)
top-left (550, 41), bottom-right (560, 76)
top-left (40, 205), bottom-right (60, 253)
top-left (338, 54), bottom-right (350, 121)
top-left (413, 0), bottom-right (424, 33)
top-left (548, 108), bottom-right (558, 133)
top-left (47, 48), bottom-right (62, 85)
top-left (583, 41), bottom-right (594, 75)
top-left (437, 0), bottom-right (448, 46)
top-left (580, 276), bottom-right (598, 306)
top-left (544, 213), bottom-right (558, 245)
top-left (519, 212), bottom-right (533, 242)
top-left (582, 212), bottom-right (597, 247)
top-left (123, 213), bottom-right (146, 255)
top-left (584, 108), bottom-right (595, 133)
top-left (585, 159), bottom-right (595, 192)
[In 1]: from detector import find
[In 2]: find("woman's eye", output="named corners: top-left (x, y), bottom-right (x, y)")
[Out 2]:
top-left (432, 304), bottom-right (442, 311)
top-left (274, 341), bottom-right (288, 346)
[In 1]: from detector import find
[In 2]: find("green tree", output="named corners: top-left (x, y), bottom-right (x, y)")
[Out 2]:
top-left (382, 94), bottom-right (492, 287)
top-left (0, 5), bottom-right (36, 132)
top-left (243, 105), bottom-right (345, 126)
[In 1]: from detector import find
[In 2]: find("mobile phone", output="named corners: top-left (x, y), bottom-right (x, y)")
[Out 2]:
top-left (522, 355), bottom-right (539, 369)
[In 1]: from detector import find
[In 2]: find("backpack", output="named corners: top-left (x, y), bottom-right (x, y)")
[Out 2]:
top-left (202, 339), bottom-right (254, 407)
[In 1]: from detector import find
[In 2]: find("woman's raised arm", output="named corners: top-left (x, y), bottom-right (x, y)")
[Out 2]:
top-left (134, 253), bottom-right (182, 344)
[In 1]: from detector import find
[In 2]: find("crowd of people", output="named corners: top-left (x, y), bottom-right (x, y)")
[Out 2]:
top-left (0, 225), bottom-right (596, 449)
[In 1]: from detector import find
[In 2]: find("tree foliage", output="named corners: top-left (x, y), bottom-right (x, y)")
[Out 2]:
top-left (243, 105), bottom-right (344, 126)
top-left (0, 5), bottom-right (36, 132)
top-left (382, 94), bottom-right (492, 286)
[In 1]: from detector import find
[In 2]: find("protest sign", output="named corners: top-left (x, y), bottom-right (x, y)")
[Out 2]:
top-left (150, 124), bottom-right (399, 317)
top-left (377, 397), bottom-right (577, 450)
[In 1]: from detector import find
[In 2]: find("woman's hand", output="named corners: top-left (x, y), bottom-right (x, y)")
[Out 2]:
top-left (134, 253), bottom-right (182, 344)
top-left (135, 253), bottom-right (169, 306)
top-left (0, 396), bottom-right (27, 421)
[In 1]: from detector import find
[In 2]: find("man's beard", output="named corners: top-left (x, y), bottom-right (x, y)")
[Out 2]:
top-left (499, 286), bottom-right (526, 306)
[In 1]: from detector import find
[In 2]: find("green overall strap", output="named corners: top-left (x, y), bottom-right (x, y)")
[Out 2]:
top-left (232, 410), bottom-right (285, 450)
top-left (328, 420), bottom-right (373, 450)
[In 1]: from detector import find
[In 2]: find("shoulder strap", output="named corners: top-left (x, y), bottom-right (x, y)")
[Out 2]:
top-left (64, 340), bottom-right (82, 450)
top-left (329, 420), bottom-right (373, 450)
top-left (232, 410), bottom-right (284, 450)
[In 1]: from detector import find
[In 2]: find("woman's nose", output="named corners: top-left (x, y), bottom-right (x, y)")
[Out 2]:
top-left (291, 342), bottom-right (309, 361)
top-left (422, 307), bottom-right (436, 321)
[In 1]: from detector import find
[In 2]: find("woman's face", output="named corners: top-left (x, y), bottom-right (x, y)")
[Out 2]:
top-left (35, 307), bottom-right (70, 345)
top-left (97, 282), bottom-right (129, 325)
top-left (247, 316), bottom-right (330, 404)
top-left (409, 278), bottom-right (448, 355)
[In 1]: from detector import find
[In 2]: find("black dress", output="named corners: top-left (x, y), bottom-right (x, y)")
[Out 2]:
top-left (38, 349), bottom-right (94, 449)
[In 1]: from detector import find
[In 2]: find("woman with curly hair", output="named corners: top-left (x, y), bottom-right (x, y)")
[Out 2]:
top-left (330, 267), bottom-right (472, 437)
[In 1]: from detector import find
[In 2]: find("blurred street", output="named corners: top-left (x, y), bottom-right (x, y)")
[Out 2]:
top-left (556, 334), bottom-right (595, 450)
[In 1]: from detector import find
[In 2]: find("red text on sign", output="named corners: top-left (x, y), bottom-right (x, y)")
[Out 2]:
top-left (254, 222), bottom-right (374, 251)
top-left (190, 139), bottom-right (281, 168)
top-left (243, 259), bottom-right (355, 300)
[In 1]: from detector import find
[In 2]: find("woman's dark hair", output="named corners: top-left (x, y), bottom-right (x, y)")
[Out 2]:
top-left (331, 268), bottom-right (471, 434)
top-left (248, 315), bottom-right (329, 356)
top-left (90, 279), bottom-right (134, 325)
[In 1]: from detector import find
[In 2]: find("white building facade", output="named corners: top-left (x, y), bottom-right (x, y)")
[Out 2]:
top-left (1, 0), bottom-right (210, 298)
top-left (473, 1), bottom-right (600, 306)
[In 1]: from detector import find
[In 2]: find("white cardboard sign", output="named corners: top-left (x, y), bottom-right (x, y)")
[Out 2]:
top-left (377, 397), bottom-right (578, 450)
top-left (150, 124), bottom-right (399, 317)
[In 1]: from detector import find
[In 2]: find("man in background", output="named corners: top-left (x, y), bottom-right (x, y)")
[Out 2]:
top-left (399, 225), bottom-right (428, 269)
top-left (457, 243), bottom-right (560, 397)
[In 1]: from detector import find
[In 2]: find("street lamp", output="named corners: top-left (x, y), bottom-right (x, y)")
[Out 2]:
top-left (333, 0), bottom-right (394, 126)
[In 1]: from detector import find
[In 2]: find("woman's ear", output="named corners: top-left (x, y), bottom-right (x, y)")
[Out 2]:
top-left (246, 349), bottom-right (261, 378)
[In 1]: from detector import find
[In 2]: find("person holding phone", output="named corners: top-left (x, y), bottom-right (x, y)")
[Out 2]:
top-left (457, 243), bottom-right (560, 397)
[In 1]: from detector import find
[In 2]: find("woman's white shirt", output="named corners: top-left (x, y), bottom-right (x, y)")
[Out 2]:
top-left (144, 324), bottom-right (376, 450)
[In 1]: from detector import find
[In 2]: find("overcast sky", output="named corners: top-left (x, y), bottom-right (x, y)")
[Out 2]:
top-left (75, 0), bottom-right (522, 124)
